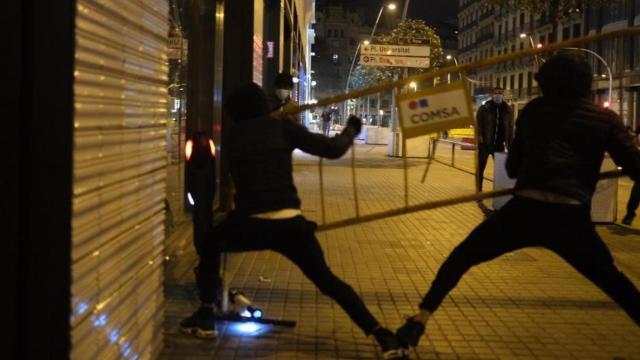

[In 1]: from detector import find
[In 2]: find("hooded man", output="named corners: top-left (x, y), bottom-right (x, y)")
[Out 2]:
top-left (395, 52), bottom-right (640, 352)
top-left (180, 83), bottom-right (408, 360)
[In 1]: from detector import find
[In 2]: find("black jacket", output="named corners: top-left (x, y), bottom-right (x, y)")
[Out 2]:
top-left (506, 97), bottom-right (640, 206)
top-left (229, 116), bottom-right (356, 216)
top-left (476, 100), bottom-right (514, 151)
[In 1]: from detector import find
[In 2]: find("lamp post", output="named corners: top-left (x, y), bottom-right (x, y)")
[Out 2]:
top-left (344, 3), bottom-right (396, 120)
top-left (563, 47), bottom-right (613, 106)
top-left (445, 55), bottom-right (488, 85)
top-left (520, 32), bottom-right (543, 65)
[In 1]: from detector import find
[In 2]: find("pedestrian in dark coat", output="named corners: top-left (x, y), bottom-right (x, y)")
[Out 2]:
top-left (475, 87), bottom-right (514, 192)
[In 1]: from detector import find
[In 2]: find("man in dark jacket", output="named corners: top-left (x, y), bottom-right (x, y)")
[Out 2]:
top-left (267, 72), bottom-right (299, 113)
top-left (475, 87), bottom-right (514, 192)
top-left (395, 53), bottom-right (640, 351)
top-left (180, 83), bottom-right (407, 360)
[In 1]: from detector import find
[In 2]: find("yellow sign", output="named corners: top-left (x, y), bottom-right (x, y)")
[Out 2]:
top-left (397, 81), bottom-right (474, 139)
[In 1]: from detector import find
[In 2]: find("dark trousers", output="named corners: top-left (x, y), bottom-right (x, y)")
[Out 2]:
top-left (197, 214), bottom-right (380, 334)
top-left (419, 197), bottom-right (640, 325)
top-left (476, 144), bottom-right (494, 192)
top-left (626, 182), bottom-right (640, 217)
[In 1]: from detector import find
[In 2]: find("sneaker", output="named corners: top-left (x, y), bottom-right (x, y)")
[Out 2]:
top-left (180, 306), bottom-right (218, 338)
top-left (373, 327), bottom-right (409, 359)
top-left (622, 213), bottom-right (635, 226)
top-left (396, 317), bottom-right (425, 349)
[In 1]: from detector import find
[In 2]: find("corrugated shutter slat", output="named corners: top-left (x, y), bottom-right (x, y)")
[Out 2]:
top-left (72, 1), bottom-right (169, 359)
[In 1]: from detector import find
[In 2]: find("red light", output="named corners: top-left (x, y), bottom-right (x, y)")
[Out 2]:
top-left (209, 139), bottom-right (216, 157)
top-left (185, 140), bottom-right (193, 161)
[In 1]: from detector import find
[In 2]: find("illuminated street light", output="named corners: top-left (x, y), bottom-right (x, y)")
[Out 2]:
top-left (409, 81), bottom-right (417, 91)
top-left (363, 40), bottom-right (370, 45)
top-left (565, 47), bottom-right (613, 106)
top-left (345, 2), bottom-right (397, 119)
top-left (311, 80), bottom-right (317, 87)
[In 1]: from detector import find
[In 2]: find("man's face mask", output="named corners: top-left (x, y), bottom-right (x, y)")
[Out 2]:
top-left (492, 94), bottom-right (503, 104)
top-left (276, 89), bottom-right (291, 101)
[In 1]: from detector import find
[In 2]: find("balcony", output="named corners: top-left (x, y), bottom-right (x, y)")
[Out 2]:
top-left (459, 20), bottom-right (479, 33)
top-left (478, 10), bottom-right (494, 22)
top-left (459, 0), bottom-right (481, 12)
top-left (477, 33), bottom-right (494, 43)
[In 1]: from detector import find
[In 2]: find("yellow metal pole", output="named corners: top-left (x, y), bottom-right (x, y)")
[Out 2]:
top-left (351, 144), bottom-right (360, 218)
top-left (402, 135), bottom-right (408, 209)
top-left (316, 170), bottom-right (623, 232)
top-left (319, 158), bottom-right (326, 225)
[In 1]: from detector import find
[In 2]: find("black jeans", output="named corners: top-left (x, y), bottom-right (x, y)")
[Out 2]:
top-left (626, 182), bottom-right (640, 217)
top-left (419, 196), bottom-right (640, 325)
top-left (476, 144), bottom-right (495, 192)
top-left (197, 214), bottom-right (380, 334)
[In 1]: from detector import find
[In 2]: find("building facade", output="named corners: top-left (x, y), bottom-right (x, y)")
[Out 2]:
top-left (13, 1), bottom-right (316, 358)
top-left (457, 0), bottom-right (639, 129)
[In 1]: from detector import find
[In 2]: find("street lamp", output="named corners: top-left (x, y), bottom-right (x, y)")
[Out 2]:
top-left (520, 33), bottom-right (543, 65)
top-left (564, 47), bottom-right (613, 106)
top-left (520, 33), bottom-right (535, 48)
top-left (409, 81), bottom-right (417, 92)
top-left (345, 3), bottom-right (397, 121)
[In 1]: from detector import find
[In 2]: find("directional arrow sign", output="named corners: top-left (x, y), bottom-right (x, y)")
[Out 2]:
top-left (360, 54), bottom-right (430, 68)
top-left (361, 44), bottom-right (430, 58)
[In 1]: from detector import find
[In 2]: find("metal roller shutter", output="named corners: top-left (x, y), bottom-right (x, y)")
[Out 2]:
top-left (71, 0), bottom-right (169, 359)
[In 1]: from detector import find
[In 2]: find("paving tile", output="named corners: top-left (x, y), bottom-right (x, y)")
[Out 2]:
top-left (161, 143), bottom-right (640, 359)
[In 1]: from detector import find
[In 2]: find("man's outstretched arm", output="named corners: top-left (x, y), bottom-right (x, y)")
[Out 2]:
top-left (283, 115), bottom-right (362, 159)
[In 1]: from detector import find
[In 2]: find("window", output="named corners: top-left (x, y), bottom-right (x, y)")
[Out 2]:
top-left (518, 73), bottom-right (523, 89)
top-left (573, 23), bottom-right (581, 38)
top-left (340, 29), bottom-right (344, 38)
top-left (502, 77), bottom-right (507, 89)
top-left (496, 77), bottom-right (501, 87)
top-left (539, 35), bottom-right (545, 45)
top-left (520, 13), bottom-right (525, 27)
top-left (562, 26), bottom-right (570, 41)
top-left (510, 74), bottom-right (515, 89)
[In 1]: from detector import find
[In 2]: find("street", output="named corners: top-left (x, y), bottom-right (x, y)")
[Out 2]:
top-left (161, 143), bottom-right (640, 360)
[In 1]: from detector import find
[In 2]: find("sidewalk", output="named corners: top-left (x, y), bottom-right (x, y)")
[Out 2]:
top-left (160, 143), bottom-right (640, 360)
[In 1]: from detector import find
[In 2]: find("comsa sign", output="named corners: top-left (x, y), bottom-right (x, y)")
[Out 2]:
top-left (397, 81), bottom-right (474, 138)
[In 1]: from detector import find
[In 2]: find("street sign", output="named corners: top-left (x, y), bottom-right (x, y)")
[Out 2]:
top-left (398, 37), bottom-right (430, 45)
top-left (168, 36), bottom-right (182, 60)
top-left (361, 44), bottom-right (430, 58)
top-left (397, 81), bottom-right (474, 138)
top-left (360, 54), bottom-right (430, 68)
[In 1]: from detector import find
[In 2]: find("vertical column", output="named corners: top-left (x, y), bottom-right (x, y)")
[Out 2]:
top-left (15, 0), bottom-right (75, 358)
top-left (220, 0), bottom-right (255, 208)
top-left (264, 0), bottom-right (282, 93)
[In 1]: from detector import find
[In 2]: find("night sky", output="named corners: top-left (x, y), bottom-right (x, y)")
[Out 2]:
top-left (317, 0), bottom-right (458, 29)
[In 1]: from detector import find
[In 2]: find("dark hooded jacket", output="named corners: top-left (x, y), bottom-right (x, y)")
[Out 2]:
top-left (476, 99), bottom-right (514, 151)
top-left (506, 97), bottom-right (640, 206)
top-left (226, 83), bottom-right (356, 216)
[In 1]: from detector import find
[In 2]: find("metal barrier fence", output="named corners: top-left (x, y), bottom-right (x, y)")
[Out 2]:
top-left (280, 28), bottom-right (640, 231)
